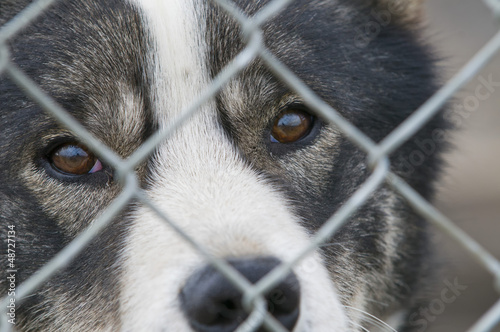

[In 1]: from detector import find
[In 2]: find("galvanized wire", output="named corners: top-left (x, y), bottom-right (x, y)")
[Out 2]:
top-left (1, 0), bottom-right (500, 331)
top-left (482, 0), bottom-right (500, 18)
top-left (0, 0), bottom-right (59, 45)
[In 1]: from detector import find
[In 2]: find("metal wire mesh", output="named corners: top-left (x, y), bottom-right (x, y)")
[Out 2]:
top-left (1, 0), bottom-right (500, 331)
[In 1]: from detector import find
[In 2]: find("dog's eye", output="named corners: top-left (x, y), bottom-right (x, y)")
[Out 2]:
top-left (49, 143), bottom-right (102, 175)
top-left (271, 109), bottom-right (314, 143)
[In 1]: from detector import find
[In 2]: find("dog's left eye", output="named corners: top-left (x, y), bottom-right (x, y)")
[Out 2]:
top-left (49, 143), bottom-right (102, 175)
top-left (271, 109), bottom-right (314, 144)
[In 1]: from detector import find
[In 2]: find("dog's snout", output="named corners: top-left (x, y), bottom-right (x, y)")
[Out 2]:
top-left (180, 257), bottom-right (300, 332)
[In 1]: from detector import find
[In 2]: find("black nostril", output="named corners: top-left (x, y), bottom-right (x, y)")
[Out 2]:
top-left (180, 257), bottom-right (300, 332)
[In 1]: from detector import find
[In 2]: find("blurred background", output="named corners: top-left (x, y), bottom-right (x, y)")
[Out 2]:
top-left (422, 1), bottom-right (500, 331)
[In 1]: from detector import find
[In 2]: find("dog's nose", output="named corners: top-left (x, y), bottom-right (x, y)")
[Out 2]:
top-left (180, 257), bottom-right (300, 332)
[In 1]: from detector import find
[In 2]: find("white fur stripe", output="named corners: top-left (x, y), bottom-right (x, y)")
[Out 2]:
top-left (129, 0), bottom-right (209, 125)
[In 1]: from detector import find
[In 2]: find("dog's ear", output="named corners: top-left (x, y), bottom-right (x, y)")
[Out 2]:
top-left (375, 0), bottom-right (427, 23)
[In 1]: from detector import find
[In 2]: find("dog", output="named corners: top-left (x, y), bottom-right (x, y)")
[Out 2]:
top-left (0, 0), bottom-right (447, 331)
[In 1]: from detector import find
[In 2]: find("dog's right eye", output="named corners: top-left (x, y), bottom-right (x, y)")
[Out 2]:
top-left (48, 143), bottom-right (103, 175)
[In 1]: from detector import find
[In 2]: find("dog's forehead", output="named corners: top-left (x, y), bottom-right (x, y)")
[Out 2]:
top-left (126, 0), bottom-right (284, 124)
top-left (14, 0), bottom-right (282, 149)
top-left (8, 0), bottom-right (354, 140)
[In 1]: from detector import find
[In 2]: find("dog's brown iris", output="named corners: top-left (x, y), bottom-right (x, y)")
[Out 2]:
top-left (271, 109), bottom-right (313, 143)
top-left (50, 143), bottom-right (100, 175)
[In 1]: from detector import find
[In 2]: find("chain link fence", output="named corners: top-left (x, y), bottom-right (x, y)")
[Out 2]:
top-left (1, 0), bottom-right (500, 331)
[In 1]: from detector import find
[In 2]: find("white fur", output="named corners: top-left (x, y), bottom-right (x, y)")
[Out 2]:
top-left (121, 0), bottom-right (349, 331)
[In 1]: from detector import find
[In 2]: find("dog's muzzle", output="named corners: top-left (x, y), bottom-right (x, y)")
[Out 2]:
top-left (180, 256), bottom-right (301, 332)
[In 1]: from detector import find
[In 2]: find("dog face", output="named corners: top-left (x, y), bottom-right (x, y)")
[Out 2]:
top-left (0, 0), bottom-right (445, 331)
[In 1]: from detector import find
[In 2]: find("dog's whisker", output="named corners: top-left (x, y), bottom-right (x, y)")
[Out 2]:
top-left (349, 320), bottom-right (371, 332)
top-left (345, 306), bottom-right (398, 332)
top-left (360, 297), bottom-right (391, 307)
